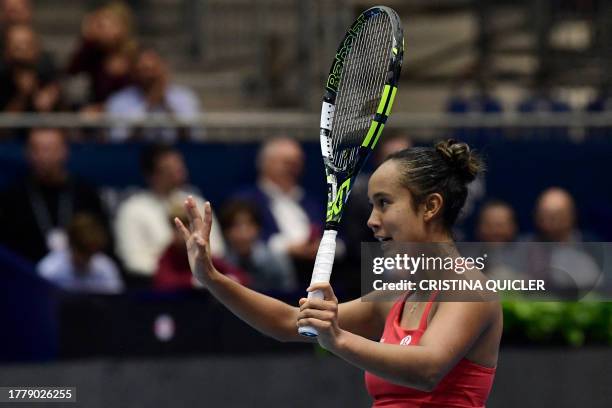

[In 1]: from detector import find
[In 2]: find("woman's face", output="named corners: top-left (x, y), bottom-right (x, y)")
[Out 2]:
top-left (367, 160), bottom-right (427, 243)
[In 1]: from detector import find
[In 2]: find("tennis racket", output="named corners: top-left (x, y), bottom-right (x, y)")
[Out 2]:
top-left (299, 6), bottom-right (404, 337)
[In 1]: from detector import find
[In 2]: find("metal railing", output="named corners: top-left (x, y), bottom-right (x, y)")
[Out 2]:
top-left (2, 112), bottom-right (612, 141)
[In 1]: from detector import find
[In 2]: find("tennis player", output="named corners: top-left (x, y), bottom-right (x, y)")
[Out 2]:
top-left (176, 139), bottom-right (501, 407)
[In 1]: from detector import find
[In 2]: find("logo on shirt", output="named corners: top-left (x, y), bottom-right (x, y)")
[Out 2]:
top-left (399, 335), bottom-right (412, 345)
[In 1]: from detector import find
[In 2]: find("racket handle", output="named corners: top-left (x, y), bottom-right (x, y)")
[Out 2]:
top-left (298, 229), bottom-right (338, 337)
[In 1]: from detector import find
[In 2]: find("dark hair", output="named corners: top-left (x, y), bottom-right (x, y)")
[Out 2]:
top-left (219, 200), bottom-right (262, 231)
top-left (385, 139), bottom-right (484, 229)
top-left (140, 143), bottom-right (177, 177)
top-left (68, 213), bottom-right (108, 254)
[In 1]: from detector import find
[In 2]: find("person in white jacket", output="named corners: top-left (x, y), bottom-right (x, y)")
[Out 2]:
top-left (114, 144), bottom-right (224, 285)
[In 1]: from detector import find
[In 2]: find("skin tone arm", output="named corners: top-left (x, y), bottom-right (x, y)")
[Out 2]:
top-left (298, 282), bottom-right (497, 392)
top-left (175, 197), bottom-right (384, 343)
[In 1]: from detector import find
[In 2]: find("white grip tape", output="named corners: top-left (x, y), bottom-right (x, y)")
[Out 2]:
top-left (298, 229), bottom-right (337, 337)
top-left (320, 102), bottom-right (335, 130)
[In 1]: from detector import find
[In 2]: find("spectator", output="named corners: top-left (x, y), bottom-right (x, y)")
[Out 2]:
top-left (0, 128), bottom-right (110, 262)
top-left (525, 187), bottom-right (601, 290)
top-left (0, 0), bottom-right (32, 46)
top-left (234, 137), bottom-right (321, 277)
top-left (66, 1), bottom-right (137, 112)
top-left (476, 200), bottom-right (518, 243)
top-left (341, 132), bottom-right (412, 266)
top-left (470, 200), bottom-right (522, 280)
top-left (219, 200), bottom-right (296, 293)
top-left (37, 213), bottom-right (123, 294)
top-left (0, 24), bottom-right (61, 113)
top-left (153, 202), bottom-right (250, 291)
top-left (114, 144), bottom-right (225, 285)
top-left (533, 187), bottom-right (581, 242)
top-left (105, 48), bottom-right (202, 142)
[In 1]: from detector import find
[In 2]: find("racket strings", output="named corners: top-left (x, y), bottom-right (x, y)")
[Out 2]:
top-left (331, 12), bottom-right (392, 171)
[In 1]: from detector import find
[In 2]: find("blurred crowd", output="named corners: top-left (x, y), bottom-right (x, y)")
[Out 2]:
top-left (0, 127), bottom-right (602, 298)
top-left (0, 129), bottom-right (327, 295)
top-left (0, 0), bottom-right (605, 298)
top-left (0, 0), bottom-right (201, 142)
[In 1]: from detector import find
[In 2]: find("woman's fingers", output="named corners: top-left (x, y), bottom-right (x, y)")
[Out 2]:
top-left (202, 201), bottom-right (213, 241)
top-left (299, 297), bottom-right (337, 313)
top-left (307, 282), bottom-right (338, 302)
top-left (297, 308), bottom-right (336, 322)
top-left (184, 196), bottom-right (204, 232)
top-left (297, 318), bottom-right (332, 330)
top-left (174, 217), bottom-right (190, 241)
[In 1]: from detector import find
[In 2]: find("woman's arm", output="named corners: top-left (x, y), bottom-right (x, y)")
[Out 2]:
top-left (176, 197), bottom-right (383, 343)
top-left (298, 282), bottom-right (497, 391)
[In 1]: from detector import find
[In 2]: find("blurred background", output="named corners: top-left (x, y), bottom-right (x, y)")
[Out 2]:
top-left (0, 0), bottom-right (611, 407)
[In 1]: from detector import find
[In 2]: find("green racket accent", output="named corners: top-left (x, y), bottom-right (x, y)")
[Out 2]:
top-left (385, 86), bottom-right (398, 116)
top-left (361, 121), bottom-right (385, 149)
top-left (326, 178), bottom-right (352, 222)
top-left (371, 123), bottom-right (385, 148)
top-left (362, 122), bottom-right (379, 147)
top-left (376, 85), bottom-right (391, 114)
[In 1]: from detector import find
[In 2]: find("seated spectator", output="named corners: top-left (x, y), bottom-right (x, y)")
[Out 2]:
top-left (114, 144), bottom-right (225, 286)
top-left (0, 0), bottom-right (32, 49)
top-left (525, 187), bottom-right (601, 290)
top-left (476, 199), bottom-right (518, 243)
top-left (0, 24), bottom-right (61, 113)
top-left (233, 137), bottom-right (321, 287)
top-left (341, 131), bottom-right (412, 292)
top-left (154, 203), bottom-right (250, 291)
top-left (105, 48), bottom-right (202, 142)
top-left (219, 200), bottom-right (296, 293)
top-left (66, 1), bottom-right (137, 112)
top-left (532, 187), bottom-right (583, 242)
top-left (37, 213), bottom-right (123, 294)
top-left (0, 128), bottom-right (110, 262)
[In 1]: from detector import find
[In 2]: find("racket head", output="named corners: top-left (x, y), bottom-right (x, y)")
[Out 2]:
top-left (320, 6), bottom-right (404, 227)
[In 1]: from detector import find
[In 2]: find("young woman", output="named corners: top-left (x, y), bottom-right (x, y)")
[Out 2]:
top-left (175, 139), bottom-right (502, 407)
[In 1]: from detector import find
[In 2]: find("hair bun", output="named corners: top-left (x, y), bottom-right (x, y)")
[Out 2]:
top-left (435, 139), bottom-right (482, 182)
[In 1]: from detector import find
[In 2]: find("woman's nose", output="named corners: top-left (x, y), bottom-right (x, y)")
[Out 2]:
top-left (367, 209), bottom-right (380, 231)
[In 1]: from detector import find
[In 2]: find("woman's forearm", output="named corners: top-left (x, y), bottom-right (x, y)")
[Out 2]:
top-left (205, 269), bottom-right (310, 343)
top-left (332, 330), bottom-right (441, 391)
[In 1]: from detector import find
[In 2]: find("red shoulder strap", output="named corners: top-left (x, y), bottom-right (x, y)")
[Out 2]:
top-left (418, 291), bottom-right (439, 330)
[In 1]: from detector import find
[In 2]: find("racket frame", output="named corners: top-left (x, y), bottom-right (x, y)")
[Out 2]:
top-left (299, 6), bottom-right (404, 337)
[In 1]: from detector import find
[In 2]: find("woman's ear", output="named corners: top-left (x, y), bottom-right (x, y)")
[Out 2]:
top-left (423, 193), bottom-right (443, 222)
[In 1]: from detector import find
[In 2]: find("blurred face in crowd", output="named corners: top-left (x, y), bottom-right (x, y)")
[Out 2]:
top-left (150, 151), bottom-right (187, 194)
top-left (94, 9), bottom-right (128, 49)
top-left (1, 0), bottom-right (32, 26)
top-left (477, 204), bottom-right (517, 243)
top-left (225, 211), bottom-right (260, 257)
top-left (534, 188), bottom-right (576, 242)
top-left (259, 138), bottom-right (304, 192)
top-left (5, 24), bottom-right (39, 65)
top-left (375, 135), bottom-right (412, 166)
top-left (26, 129), bottom-right (68, 184)
top-left (134, 50), bottom-right (166, 88)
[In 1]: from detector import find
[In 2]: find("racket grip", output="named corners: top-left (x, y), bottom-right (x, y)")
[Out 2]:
top-left (298, 229), bottom-right (338, 337)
